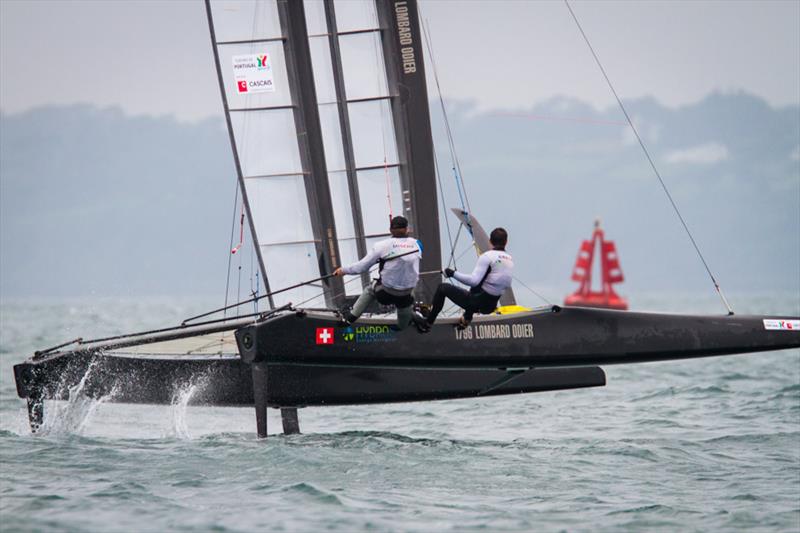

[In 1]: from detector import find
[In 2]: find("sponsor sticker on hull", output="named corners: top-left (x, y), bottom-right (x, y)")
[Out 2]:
top-left (455, 323), bottom-right (535, 341)
top-left (342, 325), bottom-right (397, 344)
top-left (316, 326), bottom-right (398, 346)
top-left (763, 319), bottom-right (800, 331)
top-left (232, 53), bottom-right (275, 94)
top-left (316, 327), bottom-right (334, 345)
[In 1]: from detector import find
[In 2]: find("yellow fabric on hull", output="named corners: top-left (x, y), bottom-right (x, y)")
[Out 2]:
top-left (496, 305), bottom-right (533, 315)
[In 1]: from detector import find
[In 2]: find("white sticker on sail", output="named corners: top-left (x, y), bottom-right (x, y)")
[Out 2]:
top-left (763, 319), bottom-right (799, 331)
top-left (232, 54), bottom-right (275, 94)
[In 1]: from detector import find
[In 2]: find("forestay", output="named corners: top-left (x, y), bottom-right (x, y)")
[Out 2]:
top-left (206, 0), bottom-right (441, 309)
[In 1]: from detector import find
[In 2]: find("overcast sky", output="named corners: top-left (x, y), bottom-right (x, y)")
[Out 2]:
top-left (1, 0), bottom-right (798, 122)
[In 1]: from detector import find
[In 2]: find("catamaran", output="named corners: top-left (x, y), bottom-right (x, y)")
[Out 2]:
top-left (13, 0), bottom-right (799, 438)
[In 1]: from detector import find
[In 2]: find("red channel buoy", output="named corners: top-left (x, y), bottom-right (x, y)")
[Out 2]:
top-left (565, 220), bottom-right (629, 310)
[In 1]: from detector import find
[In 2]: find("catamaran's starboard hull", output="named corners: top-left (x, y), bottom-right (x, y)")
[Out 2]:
top-left (13, 352), bottom-right (605, 407)
top-left (236, 306), bottom-right (800, 368)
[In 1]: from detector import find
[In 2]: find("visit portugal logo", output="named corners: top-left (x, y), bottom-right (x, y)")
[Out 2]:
top-left (257, 54), bottom-right (268, 68)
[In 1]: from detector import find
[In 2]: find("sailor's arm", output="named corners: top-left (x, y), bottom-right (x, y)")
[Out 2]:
top-left (452, 254), bottom-right (491, 287)
top-left (335, 245), bottom-right (383, 276)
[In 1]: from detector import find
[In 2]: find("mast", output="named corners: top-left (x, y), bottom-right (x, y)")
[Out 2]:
top-left (376, 0), bottom-right (442, 302)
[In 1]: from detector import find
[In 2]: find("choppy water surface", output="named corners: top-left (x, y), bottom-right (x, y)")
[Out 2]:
top-left (1, 295), bottom-right (798, 532)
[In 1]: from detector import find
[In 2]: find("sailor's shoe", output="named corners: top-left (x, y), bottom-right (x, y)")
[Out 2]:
top-left (413, 312), bottom-right (431, 333)
top-left (338, 307), bottom-right (357, 326)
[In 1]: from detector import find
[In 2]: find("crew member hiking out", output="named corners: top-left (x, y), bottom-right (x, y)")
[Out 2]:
top-left (425, 227), bottom-right (514, 330)
top-left (334, 216), bottom-right (424, 330)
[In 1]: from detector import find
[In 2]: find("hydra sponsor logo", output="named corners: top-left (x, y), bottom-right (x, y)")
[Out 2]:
top-left (394, 1), bottom-right (416, 74)
top-left (763, 319), bottom-right (800, 331)
top-left (342, 326), bottom-right (355, 342)
top-left (351, 325), bottom-right (397, 343)
top-left (455, 322), bottom-right (534, 340)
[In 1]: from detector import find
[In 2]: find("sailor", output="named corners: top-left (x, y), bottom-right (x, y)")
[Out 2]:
top-left (334, 216), bottom-right (423, 330)
top-left (425, 227), bottom-right (514, 329)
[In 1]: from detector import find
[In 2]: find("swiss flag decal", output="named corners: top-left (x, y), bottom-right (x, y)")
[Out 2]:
top-left (316, 327), bottom-right (334, 345)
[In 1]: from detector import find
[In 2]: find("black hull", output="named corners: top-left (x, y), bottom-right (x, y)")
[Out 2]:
top-left (14, 306), bottom-right (798, 409)
top-left (237, 306), bottom-right (800, 368)
top-left (13, 352), bottom-right (605, 407)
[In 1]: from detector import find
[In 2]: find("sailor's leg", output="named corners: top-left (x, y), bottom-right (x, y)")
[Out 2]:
top-left (280, 408), bottom-right (300, 435)
top-left (350, 286), bottom-right (376, 320)
top-left (426, 284), bottom-right (447, 324)
top-left (251, 363), bottom-right (268, 438)
top-left (464, 294), bottom-right (501, 322)
top-left (427, 284), bottom-right (470, 324)
top-left (462, 306), bottom-right (476, 322)
top-left (395, 304), bottom-right (413, 330)
top-left (27, 397), bottom-right (43, 433)
top-left (462, 294), bottom-right (481, 322)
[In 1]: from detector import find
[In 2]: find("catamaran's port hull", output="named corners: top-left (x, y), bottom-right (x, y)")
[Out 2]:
top-left (13, 353), bottom-right (606, 408)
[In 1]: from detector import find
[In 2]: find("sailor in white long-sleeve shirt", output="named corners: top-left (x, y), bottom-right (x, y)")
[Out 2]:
top-left (333, 216), bottom-right (422, 330)
top-left (425, 227), bottom-right (514, 329)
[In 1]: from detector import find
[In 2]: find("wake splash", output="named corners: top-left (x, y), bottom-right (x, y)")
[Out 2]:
top-left (12, 361), bottom-right (217, 440)
top-left (37, 360), bottom-right (118, 437)
top-left (167, 373), bottom-right (211, 440)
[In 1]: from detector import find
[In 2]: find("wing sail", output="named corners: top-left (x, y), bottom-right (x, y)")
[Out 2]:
top-left (206, 0), bottom-right (441, 307)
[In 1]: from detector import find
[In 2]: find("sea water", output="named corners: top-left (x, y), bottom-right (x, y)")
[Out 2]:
top-left (1, 294), bottom-right (798, 532)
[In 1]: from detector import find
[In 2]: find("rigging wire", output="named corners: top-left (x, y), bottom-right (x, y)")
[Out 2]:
top-left (230, 3), bottom-right (260, 316)
top-left (421, 14), bottom-right (478, 273)
top-left (293, 266), bottom-right (443, 310)
top-left (451, 240), bottom-right (474, 268)
top-left (222, 0), bottom-right (262, 316)
top-left (432, 143), bottom-right (457, 270)
top-left (250, 241), bottom-right (260, 315)
top-left (446, 222), bottom-right (464, 269)
top-left (421, 18), bottom-right (473, 232)
top-left (416, 9), bottom-right (457, 271)
top-left (563, 0), bottom-right (734, 315)
top-left (493, 110), bottom-right (628, 127)
top-left (222, 182), bottom-right (240, 319)
top-left (236, 230), bottom-right (243, 317)
top-left (231, 205), bottom-right (245, 254)
top-left (512, 275), bottom-right (553, 306)
top-left (368, 20), bottom-right (394, 222)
